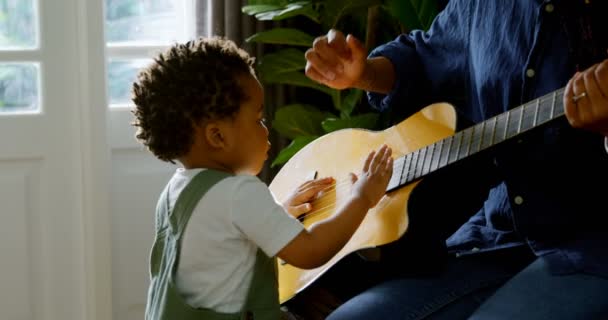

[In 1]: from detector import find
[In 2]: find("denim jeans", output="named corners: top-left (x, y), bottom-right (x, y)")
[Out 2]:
top-left (326, 249), bottom-right (608, 320)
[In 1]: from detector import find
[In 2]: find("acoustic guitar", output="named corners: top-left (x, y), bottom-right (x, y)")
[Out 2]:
top-left (268, 87), bottom-right (567, 304)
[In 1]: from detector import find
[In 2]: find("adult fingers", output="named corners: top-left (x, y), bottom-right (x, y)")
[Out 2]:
top-left (346, 34), bottom-right (367, 63)
top-left (327, 29), bottom-right (349, 58)
top-left (305, 49), bottom-right (336, 82)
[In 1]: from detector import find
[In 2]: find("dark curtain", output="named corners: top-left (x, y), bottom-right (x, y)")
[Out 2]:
top-left (195, 0), bottom-right (291, 183)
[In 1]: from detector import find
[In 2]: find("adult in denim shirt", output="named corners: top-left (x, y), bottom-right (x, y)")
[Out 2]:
top-left (304, 0), bottom-right (608, 319)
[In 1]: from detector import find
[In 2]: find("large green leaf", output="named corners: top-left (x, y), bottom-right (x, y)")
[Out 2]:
top-left (247, 0), bottom-right (300, 5)
top-left (272, 104), bottom-right (333, 139)
top-left (271, 135), bottom-right (318, 167)
top-left (383, 0), bottom-right (438, 31)
top-left (321, 113), bottom-right (379, 133)
top-left (257, 48), bottom-right (306, 81)
top-left (242, 5), bottom-right (281, 15)
top-left (262, 71), bottom-right (337, 97)
top-left (340, 89), bottom-right (364, 118)
top-left (244, 2), bottom-right (319, 22)
top-left (319, 0), bottom-right (383, 29)
top-left (245, 28), bottom-right (315, 47)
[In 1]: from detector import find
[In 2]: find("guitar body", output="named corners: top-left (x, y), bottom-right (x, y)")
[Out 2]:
top-left (269, 103), bottom-right (457, 304)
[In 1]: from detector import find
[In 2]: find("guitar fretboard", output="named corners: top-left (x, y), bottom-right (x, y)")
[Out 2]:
top-left (386, 87), bottom-right (566, 192)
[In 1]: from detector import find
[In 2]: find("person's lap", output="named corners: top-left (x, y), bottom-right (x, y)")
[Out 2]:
top-left (469, 258), bottom-right (608, 320)
top-left (326, 248), bottom-right (608, 320)
top-left (327, 249), bottom-right (529, 320)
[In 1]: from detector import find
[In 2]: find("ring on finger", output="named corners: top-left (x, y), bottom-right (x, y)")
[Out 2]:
top-left (572, 91), bottom-right (587, 103)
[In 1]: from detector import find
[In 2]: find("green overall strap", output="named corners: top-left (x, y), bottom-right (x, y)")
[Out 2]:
top-left (145, 169), bottom-right (281, 320)
top-left (240, 249), bottom-right (281, 320)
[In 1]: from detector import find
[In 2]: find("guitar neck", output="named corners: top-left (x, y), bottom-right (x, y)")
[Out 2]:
top-left (386, 87), bottom-right (566, 192)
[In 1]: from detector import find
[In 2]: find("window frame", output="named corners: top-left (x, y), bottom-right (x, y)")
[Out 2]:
top-left (104, 0), bottom-right (197, 109)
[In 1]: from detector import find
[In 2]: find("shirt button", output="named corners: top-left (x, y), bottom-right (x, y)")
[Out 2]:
top-left (526, 69), bottom-right (536, 78)
top-left (545, 4), bottom-right (554, 13)
top-left (514, 196), bottom-right (524, 205)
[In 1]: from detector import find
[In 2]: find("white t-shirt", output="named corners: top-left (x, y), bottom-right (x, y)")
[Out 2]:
top-left (166, 168), bottom-right (303, 313)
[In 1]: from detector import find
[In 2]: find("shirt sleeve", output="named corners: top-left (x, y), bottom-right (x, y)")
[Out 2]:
top-left (605, 136), bottom-right (608, 154)
top-left (367, 0), bottom-right (471, 117)
top-left (230, 176), bottom-right (304, 257)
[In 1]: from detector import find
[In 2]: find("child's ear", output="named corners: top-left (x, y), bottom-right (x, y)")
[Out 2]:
top-left (204, 123), bottom-right (227, 149)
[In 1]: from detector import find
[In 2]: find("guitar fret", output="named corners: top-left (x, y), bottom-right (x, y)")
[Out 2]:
top-left (401, 153), bottom-right (412, 185)
top-left (388, 156), bottom-right (405, 190)
top-left (440, 136), bottom-right (452, 168)
top-left (415, 147), bottom-right (426, 178)
top-left (550, 91), bottom-right (556, 118)
top-left (533, 98), bottom-right (539, 127)
top-left (458, 130), bottom-right (470, 160)
top-left (517, 106), bottom-right (524, 133)
top-left (450, 133), bottom-right (462, 164)
top-left (522, 103), bottom-right (536, 132)
top-left (538, 96), bottom-right (552, 123)
top-left (503, 111), bottom-right (510, 141)
top-left (466, 126), bottom-right (474, 155)
top-left (490, 116), bottom-right (497, 147)
top-left (431, 140), bottom-right (443, 171)
top-left (408, 151), bottom-right (419, 182)
top-left (507, 108), bottom-right (521, 138)
top-left (477, 121), bottom-right (485, 152)
top-left (423, 144), bottom-right (434, 175)
top-left (482, 117), bottom-right (495, 150)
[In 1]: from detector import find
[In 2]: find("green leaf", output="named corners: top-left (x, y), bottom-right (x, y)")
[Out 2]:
top-left (261, 71), bottom-right (337, 97)
top-left (242, 5), bottom-right (282, 16)
top-left (271, 135), bottom-right (318, 167)
top-left (247, 0), bottom-right (299, 5)
top-left (245, 28), bottom-right (315, 46)
top-left (321, 113), bottom-right (379, 133)
top-left (320, 0), bottom-right (383, 29)
top-left (383, 0), bottom-right (438, 31)
top-left (340, 89), bottom-right (364, 117)
top-left (249, 2), bottom-right (320, 22)
top-left (257, 48), bottom-right (306, 81)
top-left (272, 104), bottom-right (333, 140)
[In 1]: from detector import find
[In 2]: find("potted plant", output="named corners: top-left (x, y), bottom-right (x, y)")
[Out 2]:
top-left (242, 0), bottom-right (440, 168)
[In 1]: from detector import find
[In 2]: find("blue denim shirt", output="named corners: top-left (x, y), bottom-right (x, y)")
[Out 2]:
top-left (368, 0), bottom-right (608, 277)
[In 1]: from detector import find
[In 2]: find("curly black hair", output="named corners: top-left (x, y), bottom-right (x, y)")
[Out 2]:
top-left (131, 37), bottom-right (256, 163)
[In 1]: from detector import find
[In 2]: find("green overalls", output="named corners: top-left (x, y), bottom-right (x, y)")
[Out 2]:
top-left (145, 169), bottom-right (281, 320)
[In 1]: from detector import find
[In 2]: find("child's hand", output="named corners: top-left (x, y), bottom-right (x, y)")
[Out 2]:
top-left (283, 177), bottom-right (335, 218)
top-left (350, 145), bottom-right (393, 209)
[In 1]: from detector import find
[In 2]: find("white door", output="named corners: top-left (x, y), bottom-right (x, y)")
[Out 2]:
top-left (103, 1), bottom-right (197, 319)
top-left (0, 0), bottom-right (111, 319)
top-left (1, 0), bottom-right (200, 319)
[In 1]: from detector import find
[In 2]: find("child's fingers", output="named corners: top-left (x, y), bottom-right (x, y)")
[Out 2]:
top-left (296, 178), bottom-right (334, 200)
top-left (369, 145), bottom-right (388, 173)
top-left (349, 172), bottom-right (358, 184)
top-left (385, 156), bottom-right (394, 173)
top-left (362, 150), bottom-right (375, 173)
top-left (290, 203), bottom-right (312, 216)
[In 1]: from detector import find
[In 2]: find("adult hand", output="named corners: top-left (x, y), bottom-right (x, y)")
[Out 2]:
top-left (305, 29), bottom-right (368, 90)
top-left (283, 177), bottom-right (334, 218)
top-left (564, 58), bottom-right (608, 137)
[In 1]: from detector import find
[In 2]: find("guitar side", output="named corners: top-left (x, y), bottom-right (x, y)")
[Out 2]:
top-left (269, 103), bottom-right (457, 304)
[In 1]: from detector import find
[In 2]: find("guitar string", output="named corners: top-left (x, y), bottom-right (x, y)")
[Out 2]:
top-left (290, 89), bottom-right (566, 222)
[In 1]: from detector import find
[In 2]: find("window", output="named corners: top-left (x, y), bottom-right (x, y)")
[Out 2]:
top-left (0, 0), bottom-right (40, 114)
top-left (104, 0), bottom-right (196, 108)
